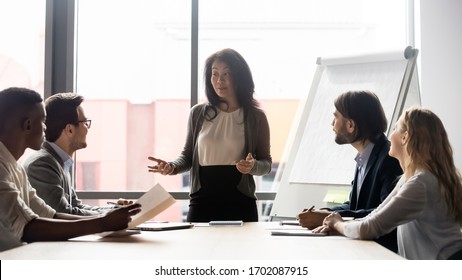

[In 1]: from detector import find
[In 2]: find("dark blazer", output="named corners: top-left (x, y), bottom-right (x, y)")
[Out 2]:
top-left (330, 133), bottom-right (403, 252)
top-left (21, 142), bottom-right (105, 216)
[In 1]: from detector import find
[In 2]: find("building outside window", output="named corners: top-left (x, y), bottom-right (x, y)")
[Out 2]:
top-left (0, 0), bottom-right (45, 95)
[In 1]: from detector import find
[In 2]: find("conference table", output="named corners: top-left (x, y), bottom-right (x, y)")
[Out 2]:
top-left (0, 222), bottom-right (403, 260)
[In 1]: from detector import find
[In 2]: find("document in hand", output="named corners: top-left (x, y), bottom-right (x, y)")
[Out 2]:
top-left (128, 183), bottom-right (176, 228)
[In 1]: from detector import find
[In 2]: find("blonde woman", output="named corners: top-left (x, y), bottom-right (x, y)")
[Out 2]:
top-left (314, 107), bottom-right (462, 259)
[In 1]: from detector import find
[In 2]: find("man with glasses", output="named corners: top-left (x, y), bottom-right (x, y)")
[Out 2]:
top-left (0, 87), bottom-right (140, 251)
top-left (22, 93), bottom-right (107, 215)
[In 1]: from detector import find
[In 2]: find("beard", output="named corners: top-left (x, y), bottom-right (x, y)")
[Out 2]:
top-left (334, 126), bottom-right (356, 145)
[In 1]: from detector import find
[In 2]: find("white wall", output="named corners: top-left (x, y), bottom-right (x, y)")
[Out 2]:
top-left (419, 0), bottom-right (462, 169)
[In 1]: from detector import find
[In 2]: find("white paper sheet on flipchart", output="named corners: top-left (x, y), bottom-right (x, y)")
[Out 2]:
top-left (128, 183), bottom-right (176, 228)
top-left (289, 58), bottom-right (407, 185)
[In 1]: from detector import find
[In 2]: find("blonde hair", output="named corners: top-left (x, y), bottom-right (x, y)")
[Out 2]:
top-left (401, 107), bottom-right (462, 223)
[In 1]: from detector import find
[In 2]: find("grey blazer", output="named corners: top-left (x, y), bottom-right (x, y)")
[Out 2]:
top-left (21, 142), bottom-right (106, 216)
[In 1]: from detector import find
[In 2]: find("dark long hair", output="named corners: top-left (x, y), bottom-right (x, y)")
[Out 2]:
top-left (203, 48), bottom-right (259, 120)
top-left (334, 90), bottom-right (387, 143)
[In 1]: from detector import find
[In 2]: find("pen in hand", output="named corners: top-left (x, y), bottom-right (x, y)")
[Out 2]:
top-left (300, 205), bottom-right (315, 213)
top-left (107, 199), bottom-right (134, 206)
top-left (107, 201), bottom-right (120, 208)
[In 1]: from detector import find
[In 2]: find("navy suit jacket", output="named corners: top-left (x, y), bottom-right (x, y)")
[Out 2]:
top-left (329, 133), bottom-right (402, 252)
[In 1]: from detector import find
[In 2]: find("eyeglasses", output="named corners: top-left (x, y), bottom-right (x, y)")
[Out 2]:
top-left (76, 119), bottom-right (91, 129)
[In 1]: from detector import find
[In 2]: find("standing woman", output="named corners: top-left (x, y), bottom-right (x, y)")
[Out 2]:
top-left (314, 107), bottom-right (462, 259)
top-left (148, 48), bottom-right (271, 222)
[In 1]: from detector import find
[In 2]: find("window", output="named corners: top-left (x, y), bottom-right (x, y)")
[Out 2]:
top-left (0, 0), bottom-right (46, 94)
top-left (199, 0), bottom-right (408, 191)
top-left (73, 0), bottom-right (409, 221)
top-left (1, 0), bottom-right (46, 162)
top-left (75, 162), bottom-right (99, 191)
top-left (75, 0), bottom-right (191, 221)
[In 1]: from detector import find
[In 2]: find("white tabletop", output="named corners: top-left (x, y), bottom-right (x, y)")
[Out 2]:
top-left (0, 222), bottom-right (402, 260)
